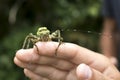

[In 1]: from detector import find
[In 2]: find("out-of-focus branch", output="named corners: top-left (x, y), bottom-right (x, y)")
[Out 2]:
top-left (8, 0), bottom-right (25, 25)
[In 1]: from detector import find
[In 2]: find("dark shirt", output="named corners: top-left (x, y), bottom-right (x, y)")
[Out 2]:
top-left (102, 0), bottom-right (120, 30)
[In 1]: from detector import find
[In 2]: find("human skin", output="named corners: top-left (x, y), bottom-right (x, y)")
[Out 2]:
top-left (14, 42), bottom-right (120, 80)
top-left (100, 18), bottom-right (118, 65)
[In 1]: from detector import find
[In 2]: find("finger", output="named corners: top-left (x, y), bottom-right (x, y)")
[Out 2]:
top-left (26, 65), bottom-right (68, 80)
top-left (15, 49), bottom-right (40, 63)
top-left (16, 42), bottom-right (108, 71)
top-left (76, 63), bottom-right (111, 80)
top-left (14, 57), bottom-right (68, 80)
top-left (15, 49), bottom-right (75, 70)
top-left (14, 57), bottom-right (38, 69)
top-left (14, 57), bottom-right (26, 68)
top-left (35, 42), bottom-right (110, 71)
top-left (24, 69), bottom-right (49, 80)
top-left (109, 57), bottom-right (118, 66)
top-left (35, 56), bottom-right (75, 70)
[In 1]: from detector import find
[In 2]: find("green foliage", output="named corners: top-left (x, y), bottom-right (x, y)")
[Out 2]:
top-left (0, 0), bottom-right (102, 80)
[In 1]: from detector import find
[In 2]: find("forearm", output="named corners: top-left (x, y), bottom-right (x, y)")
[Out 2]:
top-left (100, 32), bottom-right (117, 57)
top-left (100, 18), bottom-right (117, 57)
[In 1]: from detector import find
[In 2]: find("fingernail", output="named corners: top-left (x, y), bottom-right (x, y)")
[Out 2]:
top-left (76, 63), bottom-right (92, 80)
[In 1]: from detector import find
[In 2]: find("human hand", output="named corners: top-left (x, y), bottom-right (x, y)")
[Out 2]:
top-left (14, 42), bottom-right (120, 80)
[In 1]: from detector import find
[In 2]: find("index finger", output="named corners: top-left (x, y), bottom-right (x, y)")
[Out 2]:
top-left (35, 42), bottom-right (110, 72)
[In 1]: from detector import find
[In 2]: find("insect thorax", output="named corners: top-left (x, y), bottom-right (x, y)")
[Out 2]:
top-left (37, 34), bottom-right (51, 41)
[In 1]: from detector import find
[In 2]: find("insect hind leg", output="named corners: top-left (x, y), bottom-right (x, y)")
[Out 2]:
top-left (22, 36), bottom-right (30, 49)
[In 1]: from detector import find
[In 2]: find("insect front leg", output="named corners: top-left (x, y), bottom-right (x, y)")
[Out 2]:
top-left (31, 37), bottom-right (40, 53)
top-left (57, 30), bottom-right (63, 43)
top-left (51, 30), bottom-right (63, 42)
top-left (51, 30), bottom-right (63, 55)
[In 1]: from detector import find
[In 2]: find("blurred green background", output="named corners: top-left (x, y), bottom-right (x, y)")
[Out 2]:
top-left (0, 0), bottom-right (103, 80)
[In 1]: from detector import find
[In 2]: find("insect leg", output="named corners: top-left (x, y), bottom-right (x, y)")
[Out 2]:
top-left (26, 38), bottom-right (31, 49)
top-left (22, 36), bottom-right (30, 49)
top-left (55, 30), bottom-right (63, 56)
top-left (34, 44), bottom-right (39, 54)
top-left (51, 30), bottom-right (63, 55)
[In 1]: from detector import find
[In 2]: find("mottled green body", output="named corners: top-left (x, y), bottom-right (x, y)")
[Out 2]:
top-left (22, 27), bottom-right (63, 55)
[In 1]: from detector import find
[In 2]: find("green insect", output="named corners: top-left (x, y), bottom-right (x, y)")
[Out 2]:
top-left (22, 27), bottom-right (63, 55)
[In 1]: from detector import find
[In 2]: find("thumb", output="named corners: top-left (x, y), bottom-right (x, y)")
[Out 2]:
top-left (76, 63), bottom-right (110, 80)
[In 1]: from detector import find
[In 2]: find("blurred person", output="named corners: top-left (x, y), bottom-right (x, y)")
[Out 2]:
top-left (100, 0), bottom-right (120, 70)
top-left (14, 42), bottom-right (120, 80)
